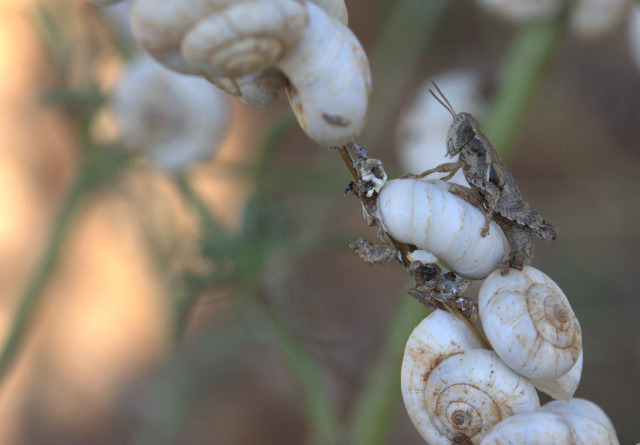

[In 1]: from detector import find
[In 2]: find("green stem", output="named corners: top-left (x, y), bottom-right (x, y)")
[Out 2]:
top-left (482, 13), bottom-right (568, 157)
top-left (255, 303), bottom-right (340, 444)
top-left (360, 0), bottom-right (449, 148)
top-left (253, 111), bottom-right (298, 200)
top-left (348, 298), bottom-right (428, 445)
top-left (0, 168), bottom-right (92, 387)
top-left (171, 173), bottom-right (230, 344)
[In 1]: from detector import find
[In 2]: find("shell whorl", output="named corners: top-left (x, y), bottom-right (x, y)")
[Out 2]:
top-left (401, 311), bottom-right (539, 445)
top-left (479, 266), bottom-right (582, 380)
top-left (131, 0), bottom-right (307, 77)
top-left (180, 0), bottom-right (308, 78)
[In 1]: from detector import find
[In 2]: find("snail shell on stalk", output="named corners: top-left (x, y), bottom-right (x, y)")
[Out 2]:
top-left (570, 0), bottom-right (630, 39)
top-left (480, 399), bottom-right (619, 445)
top-left (207, 69), bottom-right (287, 108)
top-left (530, 348), bottom-right (582, 401)
top-left (180, 0), bottom-right (308, 78)
top-left (375, 178), bottom-right (509, 280)
top-left (276, 2), bottom-right (371, 146)
top-left (307, 0), bottom-right (348, 24)
top-left (112, 55), bottom-right (229, 171)
top-left (543, 398), bottom-right (617, 434)
top-left (402, 310), bottom-right (540, 445)
top-left (478, 266), bottom-right (582, 380)
top-left (131, 0), bottom-right (307, 76)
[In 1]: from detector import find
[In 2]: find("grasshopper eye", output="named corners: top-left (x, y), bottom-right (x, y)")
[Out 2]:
top-left (458, 121), bottom-right (475, 142)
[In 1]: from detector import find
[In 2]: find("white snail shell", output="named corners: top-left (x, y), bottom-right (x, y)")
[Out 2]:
top-left (375, 178), bottom-right (509, 280)
top-left (395, 69), bottom-right (484, 186)
top-left (543, 398), bottom-right (617, 434)
top-left (277, 2), bottom-right (371, 147)
top-left (131, 0), bottom-right (307, 76)
top-left (180, 0), bottom-right (308, 78)
top-left (570, 0), bottom-right (630, 40)
top-left (207, 69), bottom-right (287, 108)
top-left (474, 0), bottom-right (562, 23)
top-left (629, 5), bottom-right (640, 73)
top-left (530, 348), bottom-right (582, 401)
top-left (112, 55), bottom-right (229, 171)
top-left (478, 266), bottom-right (581, 380)
top-left (307, 0), bottom-right (348, 24)
top-left (480, 400), bottom-right (619, 445)
top-left (402, 312), bottom-right (539, 445)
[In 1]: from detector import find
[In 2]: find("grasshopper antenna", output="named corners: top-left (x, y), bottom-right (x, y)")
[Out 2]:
top-left (429, 80), bottom-right (457, 119)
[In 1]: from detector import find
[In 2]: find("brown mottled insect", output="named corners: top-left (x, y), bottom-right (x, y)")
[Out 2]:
top-left (418, 82), bottom-right (557, 269)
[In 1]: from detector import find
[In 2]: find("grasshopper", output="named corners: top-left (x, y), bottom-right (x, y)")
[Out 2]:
top-left (416, 82), bottom-right (557, 270)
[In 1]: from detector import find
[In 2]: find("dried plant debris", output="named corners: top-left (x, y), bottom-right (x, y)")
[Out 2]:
top-left (337, 142), bottom-right (475, 316)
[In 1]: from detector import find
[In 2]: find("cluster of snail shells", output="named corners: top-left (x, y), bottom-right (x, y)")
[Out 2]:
top-left (376, 177), bottom-right (616, 442)
top-left (401, 287), bottom-right (614, 444)
top-left (129, 0), bottom-right (370, 147)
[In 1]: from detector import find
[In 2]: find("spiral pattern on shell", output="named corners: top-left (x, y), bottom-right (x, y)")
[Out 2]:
top-left (479, 266), bottom-right (582, 380)
top-left (131, 0), bottom-right (307, 76)
top-left (424, 349), bottom-right (539, 443)
top-left (402, 311), bottom-right (539, 445)
top-left (180, 0), bottom-right (308, 78)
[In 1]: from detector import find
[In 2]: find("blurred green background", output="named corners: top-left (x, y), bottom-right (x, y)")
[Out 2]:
top-left (0, 0), bottom-right (638, 444)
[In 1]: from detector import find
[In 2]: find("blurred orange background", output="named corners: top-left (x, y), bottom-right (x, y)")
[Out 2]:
top-left (0, 0), bottom-right (639, 444)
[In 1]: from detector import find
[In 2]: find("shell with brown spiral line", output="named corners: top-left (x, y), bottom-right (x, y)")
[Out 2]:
top-left (479, 266), bottom-right (582, 380)
top-left (401, 310), bottom-right (540, 444)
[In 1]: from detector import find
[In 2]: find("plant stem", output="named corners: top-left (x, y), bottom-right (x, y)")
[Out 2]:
top-left (482, 13), bottom-right (568, 157)
top-left (361, 0), bottom-right (449, 148)
top-left (348, 298), bottom-right (428, 445)
top-left (255, 303), bottom-right (340, 444)
top-left (346, 10), bottom-right (569, 444)
top-left (0, 168), bottom-right (92, 387)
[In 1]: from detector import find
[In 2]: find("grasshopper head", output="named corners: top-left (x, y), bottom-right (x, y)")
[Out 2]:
top-left (446, 112), bottom-right (478, 157)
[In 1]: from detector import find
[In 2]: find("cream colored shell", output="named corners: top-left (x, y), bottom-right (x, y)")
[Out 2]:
top-left (131, 0), bottom-right (306, 76)
top-left (180, 0), bottom-right (307, 78)
top-left (480, 407), bottom-right (619, 444)
top-left (307, 0), bottom-right (348, 24)
top-left (629, 5), bottom-right (640, 73)
top-left (277, 2), bottom-right (371, 146)
top-left (402, 310), bottom-right (539, 445)
top-left (474, 0), bottom-right (562, 22)
top-left (207, 69), bottom-right (287, 108)
top-left (570, 0), bottom-right (630, 39)
top-left (530, 348), bottom-right (582, 401)
top-left (479, 266), bottom-right (582, 380)
top-left (543, 398), bottom-right (616, 434)
top-left (395, 69), bottom-right (483, 186)
top-left (112, 55), bottom-right (229, 171)
top-left (375, 178), bottom-right (509, 280)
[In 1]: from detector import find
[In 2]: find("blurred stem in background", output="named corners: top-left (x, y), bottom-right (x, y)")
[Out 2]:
top-left (0, 143), bottom-right (128, 388)
top-left (0, 165), bottom-right (92, 385)
top-left (345, 7), bottom-right (569, 445)
top-left (360, 0), bottom-right (449, 149)
top-left (0, 1), bottom-right (570, 443)
top-left (483, 11), bottom-right (568, 157)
